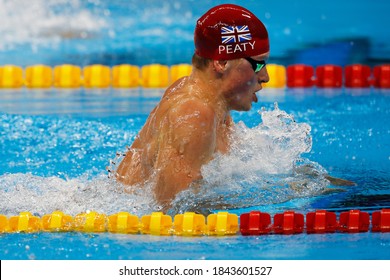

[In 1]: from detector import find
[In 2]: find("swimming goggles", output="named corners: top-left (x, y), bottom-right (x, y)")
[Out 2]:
top-left (244, 57), bottom-right (267, 73)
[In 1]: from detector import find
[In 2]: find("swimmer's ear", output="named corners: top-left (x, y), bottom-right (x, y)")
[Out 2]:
top-left (213, 60), bottom-right (228, 73)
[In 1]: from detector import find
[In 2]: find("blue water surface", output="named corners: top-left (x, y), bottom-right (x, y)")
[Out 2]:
top-left (0, 88), bottom-right (389, 260)
top-left (1, 0), bottom-right (390, 66)
top-left (1, 0), bottom-right (390, 261)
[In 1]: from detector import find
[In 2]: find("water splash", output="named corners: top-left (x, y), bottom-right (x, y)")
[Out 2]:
top-left (0, 104), bottom-right (330, 216)
top-left (170, 103), bottom-right (329, 214)
top-left (0, 172), bottom-right (157, 217)
top-left (0, 112), bottom-right (154, 216)
top-left (0, 113), bottom-right (138, 177)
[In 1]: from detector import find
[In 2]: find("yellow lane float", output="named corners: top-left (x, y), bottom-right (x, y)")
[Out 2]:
top-left (141, 64), bottom-right (169, 88)
top-left (173, 212), bottom-right (206, 236)
top-left (8, 212), bottom-right (41, 233)
top-left (170, 64), bottom-right (192, 83)
top-left (25, 64), bottom-right (53, 88)
top-left (73, 211), bottom-right (108, 232)
top-left (0, 65), bottom-right (24, 88)
top-left (108, 211), bottom-right (140, 234)
top-left (206, 212), bottom-right (238, 236)
top-left (0, 214), bottom-right (9, 233)
top-left (41, 211), bottom-right (74, 232)
top-left (83, 64), bottom-right (111, 88)
top-left (112, 64), bottom-right (140, 88)
top-left (140, 212), bottom-right (172, 235)
top-left (54, 64), bottom-right (82, 88)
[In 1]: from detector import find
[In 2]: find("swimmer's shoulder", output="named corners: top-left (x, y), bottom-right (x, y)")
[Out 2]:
top-left (161, 76), bottom-right (216, 121)
top-left (168, 98), bottom-right (215, 129)
top-left (163, 76), bottom-right (189, 97)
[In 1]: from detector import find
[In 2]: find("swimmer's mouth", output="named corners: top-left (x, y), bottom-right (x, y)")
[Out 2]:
top-left (252, 92), bottom-right (258, 103)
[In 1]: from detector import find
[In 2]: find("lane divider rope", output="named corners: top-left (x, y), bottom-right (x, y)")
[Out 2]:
top-left (0, 209), bottom-right (389, 236)
top-left (0, 63), bottom-right (389, 89)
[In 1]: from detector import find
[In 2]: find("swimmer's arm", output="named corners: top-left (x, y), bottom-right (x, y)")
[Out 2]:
top-left (324, 175), bottom-right (356, 186)
top-left (115, 136), bottom-right (143, 184)
top-left (154, 101), bottom-right (216, 206)
top-left (295, 164), bottom-right (356, 186)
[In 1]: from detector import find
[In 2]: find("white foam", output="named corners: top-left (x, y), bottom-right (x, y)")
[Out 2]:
top-left (170, 104), bottom-right (329, 213)
top-left (0, 104), bottom-right (329, 216)
top-left (0, 172), bottom-right (157, 217)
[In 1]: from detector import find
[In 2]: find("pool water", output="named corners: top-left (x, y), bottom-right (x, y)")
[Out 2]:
top-left (0, 87), bottom-right (389, 260)
top-left (1, 0), bottom-right (390, 261)
top-left (2, 0), bottom-right (390, 67)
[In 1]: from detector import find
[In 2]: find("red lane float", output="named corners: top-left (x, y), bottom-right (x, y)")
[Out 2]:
top-left (273, 211), bottom-right (304, 234)
top-left (373, 64), bottom-right (390, 88)
top-left (239, 209), bottom-right (390, 235)
top-left (286, 64), bottom-right (314, 88)
top-left (240, 211), bottom-right (272, 235)
top-left (372, 209), bottom-right (390, 232)
top-left (306, 210), bottom-right (338, 234)
top-left (338, 210), bottom-right (370, 233)
top-left (316, 65), bottom-right (343, 88)
top-left (345, 64), bottom-right (371, 88)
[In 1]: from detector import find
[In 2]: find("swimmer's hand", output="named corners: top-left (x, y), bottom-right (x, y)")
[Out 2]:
top-left (294, 164), bottom-right (356, 186)
top-left (324, 175), bottom-right (356, 186)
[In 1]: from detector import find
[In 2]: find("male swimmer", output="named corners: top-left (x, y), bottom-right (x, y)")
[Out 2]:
top-left (115, 4), bottom-right (353, 210)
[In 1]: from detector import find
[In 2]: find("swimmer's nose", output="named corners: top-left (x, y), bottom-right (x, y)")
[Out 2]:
top-left (258, 65), bottom-right (269, 85)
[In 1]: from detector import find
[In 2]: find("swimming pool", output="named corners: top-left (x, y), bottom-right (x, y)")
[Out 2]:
top-left (0, 87), bottom-right (389, 260)
top-left (1, 0), bottom-right (390, 261)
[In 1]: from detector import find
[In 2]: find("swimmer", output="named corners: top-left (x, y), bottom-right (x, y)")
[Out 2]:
top-left (115, 4), bottom-right (353, 209)
top-left (115, 4), bottom-right (268, 208)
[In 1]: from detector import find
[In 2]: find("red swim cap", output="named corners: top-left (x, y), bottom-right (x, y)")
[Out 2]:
top-left (194, 4), bottom-right (269, 60)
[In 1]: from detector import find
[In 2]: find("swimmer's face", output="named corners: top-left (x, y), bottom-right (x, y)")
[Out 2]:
top-left (223, 52), bottom-right (269, 111)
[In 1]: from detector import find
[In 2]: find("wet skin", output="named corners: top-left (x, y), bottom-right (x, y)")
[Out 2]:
top-left (116, 53), bottom-right (270, 208)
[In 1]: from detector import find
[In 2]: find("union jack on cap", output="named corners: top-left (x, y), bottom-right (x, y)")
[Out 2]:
top-left (221, 25), bottom-right (252, 44)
